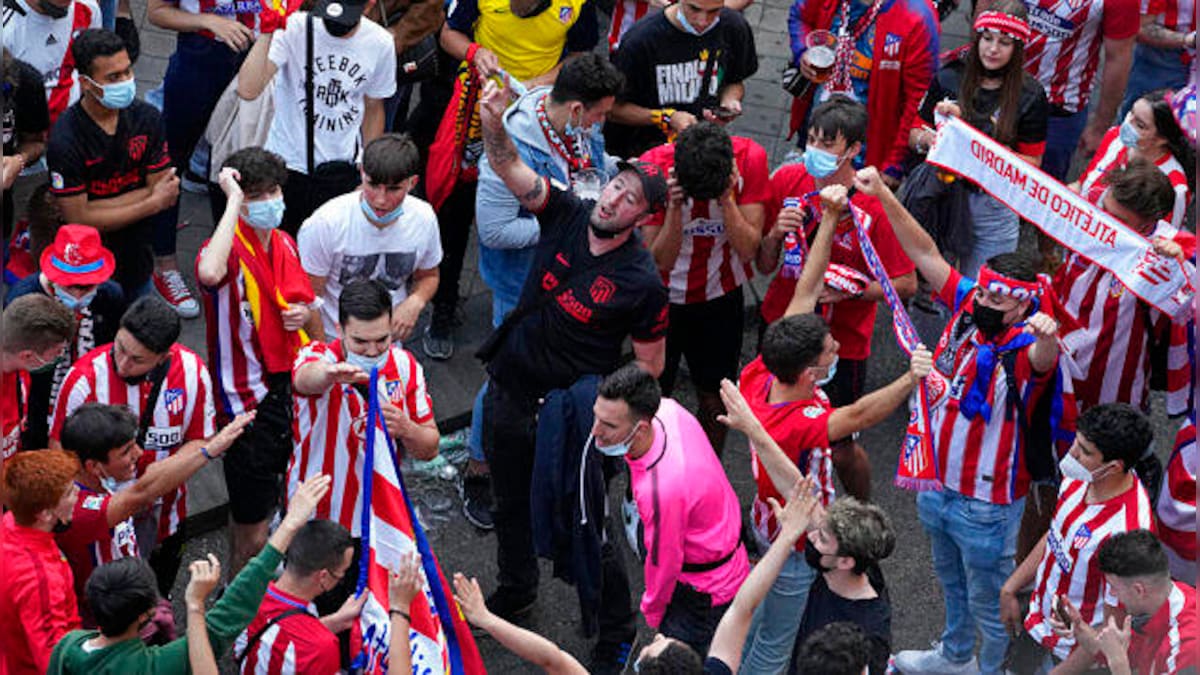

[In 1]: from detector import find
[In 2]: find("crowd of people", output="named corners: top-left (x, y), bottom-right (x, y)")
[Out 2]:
top-left (0, 0), bottom-right (1196, 669)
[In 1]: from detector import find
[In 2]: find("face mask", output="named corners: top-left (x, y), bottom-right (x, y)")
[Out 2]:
top-left (814, 355), bottom-right (838, 387)
top-left (590, 222), bottom-right (633, 240)
top-left (52, 518), bottom-right (72, 533)
top-left (245, 196), bottom-right (286, 230)
top-left (361, 195), bottom-right (404, 225)
top-left (324, 18), bottom-right (356, 37)
top-left (30, 353), bottom-right (61, 374)
top-left (54, 285), bottom-right (97, 312)
top-left (85, 76), bottom-right (136, 110)
top-left (803, 146), bottom-right (842, 179)
top-left (595, 423), bottom-right (641, 457)
top-left (100, 473), bottom-right (121, 494)
top-left (1058, 452), bottom-right (1110, 483)
top-left (38, 0), bottom-right (68, 18)
top-left (676, 7), bottom-right (719, 35)
top-left (971, 304), bottom-right (1009, 338)
top-left (1118, 118), bottom-right (1141, 149)
top-left (804, 539), bottom-right (835, 572)
top-left (345, 348), bottom-right (389, 373)
top-left (1130, 612), bottom-right (1153, 633)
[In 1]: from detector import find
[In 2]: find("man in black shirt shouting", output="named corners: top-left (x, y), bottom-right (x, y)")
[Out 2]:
top-left (476, 76), bottom-right (669, 671)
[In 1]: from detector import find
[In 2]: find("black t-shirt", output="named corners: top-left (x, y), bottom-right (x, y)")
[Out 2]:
top-left (5, 274), bottom-right (126, 448)
top-left (918, 60), bottom-right (1049, 152)
top-left (704, 656), bottom-right (733, 675)
top-left (487, 185), bottom-right (669, 400)
top-left (46, 100), bottom-right (171, 291)
top-left (3, 57), bottom-right (49, 156)
top-left (605, 9), bottom-right (758, 158)
top-left (790, 572), bottom-right (892, 675)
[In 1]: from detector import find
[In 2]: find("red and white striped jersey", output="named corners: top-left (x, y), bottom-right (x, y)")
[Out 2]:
top-left (1054, 222), bottom-right (1191, 416)
top-left (56, 485), bottom-right (139, 624)
top-left (197, 238), bottom-right (289, 420)
top-left (234, 583), bottom-right (340, 675)
top-left (0, 0), bottom-right (100, 123)
top-left (49, 343), bottom-right (216, 539)
top-left (1025, 476), bottom-right (1155, 659)
top-left (639, 136), bottom-right (772, 305)
top-left (170, 0), bottom-right (262, 41)
top-left (1021, 0), bottom-right (1139, 114)
top-left (1078, 127), bottom-right (1192, 230)
top-left (607, 0), bottom-right (658, 51)
top-left (2, 370), bottom-right (29, 465)
top-left (929, 271), bottom-right (1053, 505)
top-left (287, 340), bottom-right (434, 535)
top-left (740, 357), bottom-right (836, 552)
top-left (1144, 0), bottom-right (1197, 38)
top-left (1128, 581), bottom-right (1198, 675)
top-left (1158, 417), bottom-right (1196, 568)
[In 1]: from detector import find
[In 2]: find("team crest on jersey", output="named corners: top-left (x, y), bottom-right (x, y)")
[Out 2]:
top-left (558, 5), bottom-right (573, 22)
top-left (590, 276), bottom-right (616, 305)
top-left (127, 135), bottom-right (148, 162)
top-left (803, 405), bottom-right (823, 419)
top-left (882, 32), bottom-right (902, 57)
top-left (1072, 524), bottom-right (1092, 550)
top-left (83, 495), bottom-right (104, 510)
top-left (50, 171), bottom-right (65, 190)
top-left (163, 388), bottom-right (185, 414)
top-left (384, 379), bottom-right (403, 403)
top-left (1108, 276), bottom-right (1125, 298)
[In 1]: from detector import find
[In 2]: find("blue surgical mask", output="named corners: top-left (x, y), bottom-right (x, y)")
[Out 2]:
top-left (803, 146), bottom-right (842, 179)
top-left (1118, 118), bottom-right (1141, 149)
top-left (85, 75), bottom-right (136, 110)
top-left (594, 423), bottom-right (641, 457)
top-left (564, 110), bottom-right (601, 140)
top-left (676, 7), bottom-right (719, 35)
top-left (361, 195), bottom-right (404, 224)
top-left (815, 355), bottom-right (838, 387)
top-left (344, 348), bottom-right (389, 373)
top-left (245, 196), bottom-right (286, 230)
top-left (54, 285), bottom-right (97, 311)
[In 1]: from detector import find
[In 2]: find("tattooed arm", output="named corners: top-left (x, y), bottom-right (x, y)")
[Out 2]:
top-left (1139, 13), bottom-right (1196, 49)
top-left (479, 79), bottom-right (550, 213)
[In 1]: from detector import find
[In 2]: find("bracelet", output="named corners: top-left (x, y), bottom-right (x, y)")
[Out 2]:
top-left (389, 609), bottom-right (411, 622)
top-left (466, 42), bottom-right (481, 65)
top-left (200, 446), bottom-right (214, 461)
top-left (650, 108), bottom-right (676, 135)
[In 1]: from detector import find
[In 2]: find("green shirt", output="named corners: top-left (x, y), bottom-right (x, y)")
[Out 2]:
top-left (47, 544), bottom-right (283, 674)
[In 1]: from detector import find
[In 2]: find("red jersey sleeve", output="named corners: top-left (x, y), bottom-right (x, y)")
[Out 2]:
top-left (1101, 0), bottom-right (1140, 40)
top-left (187, 361), bottom-right (217, 439)
top-left (734, 138), bottom-right (772, 212)
top-left (61, 493), bottom-right (114, 552)
top-left (292, 341), bottom-right (332, 391)
top-left (48, 361), bottom-right (94, 442)
top-left (887, 15), bottom-right (938, 174)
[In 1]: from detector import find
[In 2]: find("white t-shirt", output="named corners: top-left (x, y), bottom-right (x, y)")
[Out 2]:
top-left (1, 0), bottom-right (101, 121)
top-left (298, 191), bottom-right (443, 334)
top-left (265, 11), bottom-right (396, 173)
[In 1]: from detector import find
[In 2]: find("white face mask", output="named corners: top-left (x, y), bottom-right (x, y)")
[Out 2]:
top-left (1059, 452), bottom-right (1107, 483)
top-left (344, 348), bottom-right (388, 373)
top-left (814, 355), bottom-right (839, 387)
top-left (595, 422), bottom-right (642, 457)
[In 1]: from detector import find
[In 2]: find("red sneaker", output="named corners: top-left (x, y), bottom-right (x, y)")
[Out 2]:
top-left (153, 269), bottom-right (200, 318)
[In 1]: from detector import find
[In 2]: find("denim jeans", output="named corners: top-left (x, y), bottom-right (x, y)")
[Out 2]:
top-left (1119, 44), bottom-right (1190, 120)
top-left (1041, 109), bottom-right (1089, 182)
top-left (961, 191), bottom-right (1020, 279)
top-left (918, 489), bottom-right (1024, 675)
top-left (740, 549), bottom-right (818, 674)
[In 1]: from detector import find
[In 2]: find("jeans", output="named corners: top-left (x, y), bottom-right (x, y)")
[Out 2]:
top-left (961, 191), bottom-right (1020, 278)
top-left (157, 33), bottom-right (245, 257)
top-left (918, 489), bottom-right (1024, 675)
top-left (98, 0), bottom-right (116, 29)
top-left (1041, 109), bottom-right (1089, 182)
top-left (740, 549), bottom-right (818, 674)
top-left (1119, 44), bottom-right (1191, 120)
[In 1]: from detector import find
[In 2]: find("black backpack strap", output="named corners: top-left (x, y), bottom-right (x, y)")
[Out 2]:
top-left (305, 12), bottom-right (315, 176)
top-left (236, 608), bottom-right (309, 666)
top-left (135, 359), bottom-right (171, 449)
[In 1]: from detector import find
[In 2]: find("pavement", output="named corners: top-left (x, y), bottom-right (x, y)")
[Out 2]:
top-left (33, 1), bottom-right (1184, 671)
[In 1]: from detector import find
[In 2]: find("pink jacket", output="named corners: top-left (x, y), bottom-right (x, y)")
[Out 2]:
top-left (626, 399), bottom-right (750, 627)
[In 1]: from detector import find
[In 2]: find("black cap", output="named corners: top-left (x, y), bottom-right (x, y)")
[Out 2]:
top-left (615, 159), bottom-right (669, 212)
top-left (314, 0), bottom-right (367, 26)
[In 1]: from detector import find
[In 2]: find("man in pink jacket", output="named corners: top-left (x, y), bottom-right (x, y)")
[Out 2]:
top-left (591, 364), bottom-right (750, 654)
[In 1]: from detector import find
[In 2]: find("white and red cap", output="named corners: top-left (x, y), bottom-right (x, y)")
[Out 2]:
top-left (974, 10), bottom-right (1031, 43)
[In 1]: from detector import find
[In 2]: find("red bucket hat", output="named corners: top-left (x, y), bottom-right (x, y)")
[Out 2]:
top-left (40, 224), bottom-right (116, 287)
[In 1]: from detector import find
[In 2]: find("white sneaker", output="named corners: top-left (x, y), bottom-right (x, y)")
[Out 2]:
top-left (892, 643), bottom-right (979, 674)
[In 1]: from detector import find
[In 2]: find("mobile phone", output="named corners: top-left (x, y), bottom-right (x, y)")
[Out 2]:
top-left (1053, 595), bottom-right (1072, 627)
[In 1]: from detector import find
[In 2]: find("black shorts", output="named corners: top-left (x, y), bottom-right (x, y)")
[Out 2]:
top-left (223, 373), bottom-right (295, 524)
top-left (661, 287), bottom-right (744, 394)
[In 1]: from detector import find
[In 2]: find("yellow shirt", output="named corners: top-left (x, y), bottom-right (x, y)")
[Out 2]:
top-left (473, 0), bottom-right (589, 81)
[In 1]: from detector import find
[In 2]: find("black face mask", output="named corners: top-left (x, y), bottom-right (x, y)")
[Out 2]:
top-left (804, 540), bottom-right (835, 573)
top-left (38, 0), bottom-right (69, 18)
top-left (980, 65), bottom-right (1007, 79)
top-left (324, 18), bottom-right (357, 37)
top-left (971, 304), bottom-right (1009, 339)
top-left (589, 223), bottom-right (631, 240)
top-left (52, 518), bottom-right (72, 534)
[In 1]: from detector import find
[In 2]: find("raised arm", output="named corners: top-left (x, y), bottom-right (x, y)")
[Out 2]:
top-left (184, 555), bottom-right (223, 675)
top-left (718, 379), bottom-right (804, 495)
top-left (479, 79), bottom-right (550, 213)
top-left (1077, 34), bottom-right (1135, 158)
top-left (825, 347), bottom-right (932, 441)
top-left (237, 33), bottom-right (278, 101)
top-left (784, 184), bottom-right (844, 318)
top-left (196, 167), bottom-right (242, 287)
top-left (853, 166), bottom-right (953, 293)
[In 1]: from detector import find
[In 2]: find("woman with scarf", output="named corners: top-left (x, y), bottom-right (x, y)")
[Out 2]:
top-left (909, 0), bottom-right (1048, 278)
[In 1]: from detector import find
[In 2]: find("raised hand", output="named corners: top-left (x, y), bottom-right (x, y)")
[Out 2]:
top-left (204, 411), bottom-right (255, 459)
top-left (389, 552), bottom-right (424, 610)
top-left (184, 553), bottom-right (222, 611)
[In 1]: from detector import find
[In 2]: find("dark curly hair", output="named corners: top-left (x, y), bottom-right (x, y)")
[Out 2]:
top-left (762, 313), bottom-right (829, 385)
top-left (223, 146), bottom-right (288, 198)
top-left (636, 639), bottom-right (703, 675)
top-left (550, 52), bottom-right (625, 106)
top-left (674, 121), bottom-right (734, 201)
top-left (794, 622), bottom-right (872, 675)
top-left (1139, 88), bottom-right (1197, 189)
top-left (1076, 403), bottom-right (1153, 471)
top-left (1106, 157), bottom-right (1176, 227)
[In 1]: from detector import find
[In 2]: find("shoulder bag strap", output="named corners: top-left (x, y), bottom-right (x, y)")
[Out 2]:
top-left (236, 608), bottom-right (309, 666)
top-left (135, 359), bottom-right (171, 449)
top-left (305, 12), bottom-right (315, 176)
